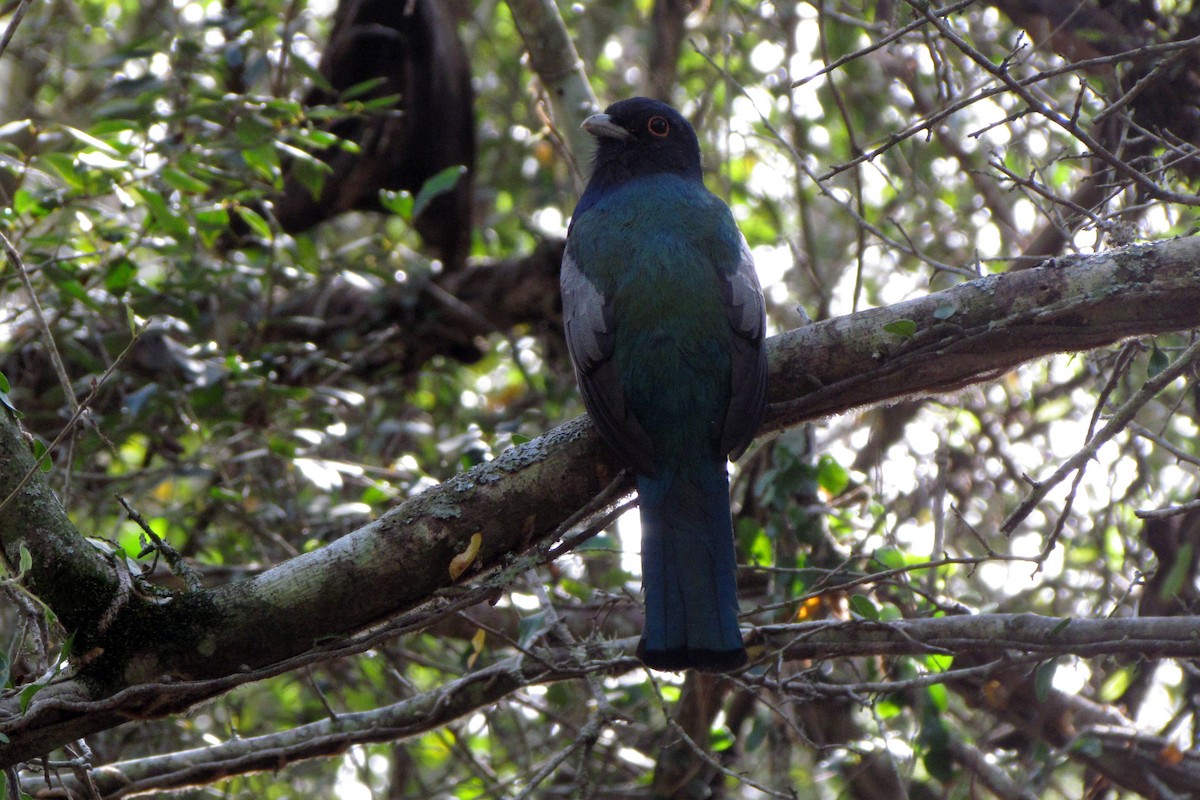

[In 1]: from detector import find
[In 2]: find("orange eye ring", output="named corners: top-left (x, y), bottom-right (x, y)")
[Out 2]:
top-left (647, 116), bottom-right (670, 137)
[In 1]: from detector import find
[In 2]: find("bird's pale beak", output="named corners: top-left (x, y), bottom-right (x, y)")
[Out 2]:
top-left (582, 113), bottom-right (632, 141)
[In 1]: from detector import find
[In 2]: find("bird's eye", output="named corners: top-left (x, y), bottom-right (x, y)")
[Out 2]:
top-left (647, 116), bottom-right (670, 137)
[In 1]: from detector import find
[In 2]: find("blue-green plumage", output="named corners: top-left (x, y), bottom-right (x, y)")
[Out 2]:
top-left (562, 98), bottom-right (767, 672)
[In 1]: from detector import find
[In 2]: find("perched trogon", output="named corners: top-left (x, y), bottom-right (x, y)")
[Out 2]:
top-left (561, 97), bottom-right (768, 672)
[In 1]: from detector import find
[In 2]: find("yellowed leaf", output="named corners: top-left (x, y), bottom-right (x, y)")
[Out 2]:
top-left (449, 532), bottom-right (483, 580)
top-left (795, 596), bottom-right (822, 621)
top-left (467, 628), bottom-right (486, 669)
top-left (1159, 743), bottom-right (1184, 766)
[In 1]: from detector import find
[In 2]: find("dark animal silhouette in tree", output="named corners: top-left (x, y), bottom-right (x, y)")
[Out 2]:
top-left (276, 0), bottom-right (475, 271)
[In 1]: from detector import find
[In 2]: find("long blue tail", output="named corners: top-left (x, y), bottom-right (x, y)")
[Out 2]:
top-left (636, 463), bottom-right (746, 672)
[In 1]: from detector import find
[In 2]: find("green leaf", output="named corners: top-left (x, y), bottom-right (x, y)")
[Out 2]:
top-left (234, 113), bottom-right (275, 147)
top-left (12, 188), bottom-right (39, 216)
top-left (876, 697), bottom-right (903, 719)
top-left (849, 594), bottom-right (879, 620)
top-left (209, 486), bottom-right (241, 503)
top-left (104, 258), bottom-right (137, 294)
top-left (292, 58), bottom-right (332, 93)
top-left (236, 206), bottom-right (272, 239)
top-left (18, 543), bottom-right (31, 575)
top-left (926, 683), bottom-right (948, 712)
top-left (0, 370), bottom-right (9, 393)
top-left (878, 602), bottom-right (903, 622)
top-left (412, 165), bottom-right (467, 219)
top-left (359, 94), bottom-right (404, 112)
top-left (924, 653), bottom-right (953, 672)
top-left (286, 154), bottom-right (331, 201)
top-left (744, 718), bottom-right (768, 752)
top-left (267, 435), bottom-right (296, 457)
top-left (19, 681), bottom-right (43, 713)
top-left (0, 391), bottom-right (21, 416)
top-left (241, 144), bottom-right (280, 181)
top-left (57, 632), bottom-right (76, 663)
top-left (1148, 344), bottom-right (1169, 379)
top-left (195, 205), bottom-right (230, 230)
top-left (883, 319), bottom-right (917, 337)
top-left (558, 577), bottom-right (594, 600)
top-left (872, 547), bottom-right (905, 570)
top-left (31, 438), bottom-right (52, 472)
top-left (54, 277), bottom-right (101, 311)
top-left (709, 726), bottom-right (734, 752)
top-left (918, 704), bottom-right (953, 783)
top-left (195, 206), bottom-right (231, 247)
top-left (0, 118), bottom-right (32, 138)
top-left (1099, 665), bottom-right (1136, 702)
top-left (1157, 541), bottom-right (1194, 600)
top-left (340, 77), bottom-right (389, 101)
top-left (933, 303), bottom-right (957, 320)
top-left (517, 610), bottom-right (549, 648)
top-left (290, 129), bottom-right (349, 151)
top-left (161, 166), bottom-right (211, 194)
top-left (816, 454), bottom-right (849, 495)
top-left (62, 124), bottom-right (123, 156)
top-left (135, 187), bottom-right (191, 240)
top-left (37, 152), bottom-right (85, 190)
top-left (1034, 658), bottom-right (1058, 703)
top-left (379, 189), bottom-right (413, 220)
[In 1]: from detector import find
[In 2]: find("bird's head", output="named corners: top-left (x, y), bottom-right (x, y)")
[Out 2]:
top-left (581, 97), bottom-right (704, 187)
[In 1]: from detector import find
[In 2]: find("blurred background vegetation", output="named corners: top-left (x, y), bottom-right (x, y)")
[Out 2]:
top-left (4, 0), bottom-right (1200, 797)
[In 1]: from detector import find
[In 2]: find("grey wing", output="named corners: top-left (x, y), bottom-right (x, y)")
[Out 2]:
top-left (561, 249), bottom-right (657, 475)
top-left (719, 234), bottom-right (769, 460)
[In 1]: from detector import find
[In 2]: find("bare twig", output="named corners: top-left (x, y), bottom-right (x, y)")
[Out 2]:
top-left (909, 0), bottom-right (1200, 207)
top-left (0, 0), bottom-right (33, 61)
top-left (0, 231), bottom-right (76, 415)
top-left (116, 495), bottom-right (203, 592)
top-left (1136, 496), bottom-right (1200, 521)
top-left (0, 330), bottom-right (142, 519)
top-left (1001, 337), bottom-right (1200, 537)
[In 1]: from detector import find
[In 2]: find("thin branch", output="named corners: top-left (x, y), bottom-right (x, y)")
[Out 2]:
top-left (0, 0), bottom-right (32, 61)
top-left (504, 0), bottom-right (599, 189)
top-left (818, 32), bottom-right (1200, 184)
top-left (21, 650), bottom-right (637, 799)
top-left (1136, 496), bottom-right (1200, 521)
top-left (1000, 337), bottom-right (1200, 536)
top-left (0, 326), bottom-right (142, 519)
top-left (0, 230), bottom-right (76, 415)
top-left (910, 0), bottom-right (1200, 207)
top-left (790, 0), bottom-right (978, 90)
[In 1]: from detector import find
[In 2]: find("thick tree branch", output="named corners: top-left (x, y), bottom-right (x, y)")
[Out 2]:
top-left (4, 236), bottom-right (1200, 764)
top-left (759, 613), bottom-right (1200, 660)
top-left (765, 237), bottom-right (1200, 430)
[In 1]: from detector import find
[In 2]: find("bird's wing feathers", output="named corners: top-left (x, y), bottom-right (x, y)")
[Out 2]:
top-left (561, 249), bottom-right (658, 475)
top-left (560, 249), bottom-right (611, 371)
top-left (719, 234), bottom-right (768, 460)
